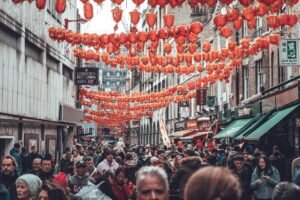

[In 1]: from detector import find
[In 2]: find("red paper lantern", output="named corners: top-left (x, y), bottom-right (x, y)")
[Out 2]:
top-left (270, 0), bottom-right (283, 13)
top-left (226, 8), bottom-right (239, 22)
top-left (233, 17), bottom-right (243, 30)
top-left (267, 15), bottom-right (280, 29)
top-left (220, 26), bottom-right (233, 38)
top-left (163, 14), bottom-right (175, 28)
top-left (148, 0), bottom-right (157, 7)
top-left (188, 43), bottom-right (197, 54)
top-left (36, 0), bottom-right (46, 10)
top-left (238, 0), bottom-right (253, 6)
top-left (242, 7), bottom-right (255, 21)
top-left (202, 41), bottom-right (211, 53)
top-left (190, 21), bottom-right (204, 34)
top-left (214, 14), bottom-right (227, 28)
top-left (56, 0), bottom-right (66, 14)
top-left (84, 2), bottom-right (93, 20)
top-left (130, 9), bottom-right (141, 25)
top-left (132, 0), bottom-right (145, 6)
top-left (146, 13), bottom-right (157, 27)
top-left (112, 7), bottom-right (123, 23)
top-left (254, 3), bottom-right (269, 17)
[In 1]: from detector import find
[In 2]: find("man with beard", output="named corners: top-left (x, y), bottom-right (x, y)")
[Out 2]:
top-left (0, 155), bottom-right (19, 200)
top-left (39, 156), bottom-right (54, 181)
top-left (26, 158), bottom-right (41, 176)
top-left (232, 154), bottom-right (253, 200)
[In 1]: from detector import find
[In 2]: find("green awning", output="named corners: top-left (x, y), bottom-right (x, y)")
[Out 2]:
top-left (244, 104), bottom-right (300, 140)
top-left (214, 118), bottom-right (253, 139)
top-left (234, 113), bottom-right (269, 140)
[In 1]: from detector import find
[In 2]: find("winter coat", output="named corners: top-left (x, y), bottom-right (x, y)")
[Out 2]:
top-left (68, 174), bottom-right (89, 194)
top-left (0, 172), bottom-right (18, 200)
top-left (250, 166), bottom-right (280, 199)
top-left (124, 159), bottom-right (138, 184)
top-left (170, 156), bottom-right (202, 198)
top-left (60, 158), bottom-right (74, 175)
top-left (20, 152), bottom-right (29, 174)
top-left (10, 148), bottom-right (22, 175)
top-left (0, 184), bottom-right (10, 200)
top-left (39, 171), bottom-right (54, 182)
top-left (27, 152), bottom-right (42, 170)
top-left (232, 163), bottom-right (253, 200)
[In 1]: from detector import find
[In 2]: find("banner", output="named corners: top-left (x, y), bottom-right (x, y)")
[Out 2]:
top-left (159, 115), bottom-right (171, 147)
top-left (75, 67), bottom-right (99, 85)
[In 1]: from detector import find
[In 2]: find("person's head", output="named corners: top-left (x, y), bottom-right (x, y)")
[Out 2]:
top-left (1, 155), bottom-right (17, 175)
top-left (65, 152), bottom-right (72, 160)
top-left (211, 148), bottom-right (218, 157)
top-left (16, 174), bottom-right (42, 200)
top-left (72, 149), bottom-right (78, 157)
top-left (272, 182), bottom-right (300, 200)
top-left (14, 143), bottom-right (21, 150)
top-left (84, 156), bottom-right (94, 170)
top-left (41, 157), bottom-right (52, 173)
top-left (114, 167), bottom-right (126, 186)
top-left (31, 146), bottom-right (37, 154)
top-left (32, 158), bottom-right (41, 172)
top-left (87, 146), bottom-right (94, 155)
top-left (183, 149), bottom-right (195, 158)
top-left (150, 157), bottom-right (160, 166)
top-left (76, 160), bottom-right (87, 176)
top-left (243, 150), bottom-right (250, 161)
top-left (104, 149), bottom-right (114, 164)
top-left (136, 166), bottom-right (169, 200)
top-left (184, 166), bottom-right (241, 200)
top-left (258, 155), bottom-right (271, 171)
top-left (38, 180), bottom-right (67, 200)
top-left (233, 154), bottom-right (244, 171)
top-left (21, 147), bottom-right (27, 153)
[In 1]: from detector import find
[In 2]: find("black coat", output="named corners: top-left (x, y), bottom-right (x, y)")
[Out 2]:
top-left (232, 163), bottom-right (253, 200)
top-left (170, 156), bottom-right (202, 198)
top-left (0, 172), bottom-right (18, 200)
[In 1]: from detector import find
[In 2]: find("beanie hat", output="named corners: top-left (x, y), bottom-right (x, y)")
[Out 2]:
top-left (54, 172), bottom-right (67, 187)
top-left (16, 174), bottom-right (42, 196)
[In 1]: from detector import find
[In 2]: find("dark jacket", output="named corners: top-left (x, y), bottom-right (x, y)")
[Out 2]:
top-left (232, 163), bottom-right (253, 200)
top-left (39, 171), bottom-right (54, 182)
top-left (10, 148), bottom-right (21, 175)
top-left (60, 158), bottom-right (74, 175)
top-left (170, 156), bottom-right (202, 198)
top-left (20, 152), bottom-right (29, 174)
top-left (0, 184), bottom-right (10, 200)
top-left (0, 172), bottom-right (18, 200)
top-left (124, 160), bottom-right (138, 185)
top-left (68, 174), bottom-right (89, 194)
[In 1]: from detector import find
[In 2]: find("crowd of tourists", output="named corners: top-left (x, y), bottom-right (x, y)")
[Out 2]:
top-left (1, 137), bottom-right (300, 200)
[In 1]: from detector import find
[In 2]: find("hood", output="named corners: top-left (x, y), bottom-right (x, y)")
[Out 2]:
top-left (181, 156), bottom-right (202, 170)
top-left (10, 148), bottom-right (19, 154)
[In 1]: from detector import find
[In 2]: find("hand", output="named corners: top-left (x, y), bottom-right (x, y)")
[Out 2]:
top-left (262, 176), bottom-right (270, 180)
top-left (256, 179), bottom-right (263, 184)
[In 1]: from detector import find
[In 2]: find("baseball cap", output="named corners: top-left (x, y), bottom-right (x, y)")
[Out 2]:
top-left (76, 160), bottom-right (86, 168)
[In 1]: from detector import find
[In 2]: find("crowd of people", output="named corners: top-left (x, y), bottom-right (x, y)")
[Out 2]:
top-left (0, 137), bottom-right (300, 200)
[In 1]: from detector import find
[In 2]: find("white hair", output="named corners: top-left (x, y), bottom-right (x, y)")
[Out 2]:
top-left (136, 166), bottom-right (169, 192)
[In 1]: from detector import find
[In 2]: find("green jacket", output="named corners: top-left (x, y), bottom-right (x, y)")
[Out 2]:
top-left (10, 148), bottom-right (22, 175)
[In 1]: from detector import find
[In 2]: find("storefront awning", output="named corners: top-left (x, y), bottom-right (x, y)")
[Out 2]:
top-left (244, 104), bottom-right (300, 140)
top-left (214, 118), bottom-right (253, 139)
top-left (169, 129), bottom-right (197, 137)
top-left (183, 131), bottom-right (211, 139)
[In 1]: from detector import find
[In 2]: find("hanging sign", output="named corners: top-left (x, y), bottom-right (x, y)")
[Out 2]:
top-left (75, 67), bottom-right (99, 85)
top-left (280, 39), bottom-right (300, 66)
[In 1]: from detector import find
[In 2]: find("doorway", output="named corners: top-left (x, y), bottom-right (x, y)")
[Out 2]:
top-left (0, 136), bottom-right (14, 157)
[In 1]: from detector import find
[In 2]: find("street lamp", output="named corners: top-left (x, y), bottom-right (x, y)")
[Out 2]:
top-left (64, 18), bottom-right (88, 29)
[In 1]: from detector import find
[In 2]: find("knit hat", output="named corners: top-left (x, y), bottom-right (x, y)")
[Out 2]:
top-left (54, 172), bottom-right (67, 187)
top-left (16, 174), bottom-right (42, 196)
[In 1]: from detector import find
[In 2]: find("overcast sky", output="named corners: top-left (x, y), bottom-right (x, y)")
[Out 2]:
top-left (77, 0), bottom-right (146, 34)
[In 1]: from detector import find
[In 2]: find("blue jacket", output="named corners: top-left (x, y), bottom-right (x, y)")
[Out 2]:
top-left (9, 148), bottom-right (22, 175)
top-left (251, 166), bottom-right (280, 199)
top-left (0, 184), bottom-right (10, 200)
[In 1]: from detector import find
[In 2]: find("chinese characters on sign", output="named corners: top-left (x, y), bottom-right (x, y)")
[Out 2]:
top-left (280, 39), bottom-right (300, 66)
top-left (196, 88), bottom-right (208, 105)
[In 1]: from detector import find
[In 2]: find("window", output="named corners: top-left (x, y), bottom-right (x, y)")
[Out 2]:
top-left (271, 52), bottom-right (274, 86)
top-left (63, 65), bottom-right (73, 80)
top-left (106, 81), bottom-right (110, 86)
top-left (116, 81), bottom-right (120, 85)
top-left (255, 60), bottom-right (263, 93)
top-left (117, 72), bottom-right (120, 77)
top-left (242, 21), bottom-right (248, 37)
top-left (256, 17), bottom-right (263, 37)
top-left (107, 72), bottom-right (110, 77)
top-left (243, 65), bottom-right (249, 99)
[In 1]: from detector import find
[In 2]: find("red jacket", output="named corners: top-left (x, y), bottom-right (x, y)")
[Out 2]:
top-left (112, 182), bottom-right (134, 200)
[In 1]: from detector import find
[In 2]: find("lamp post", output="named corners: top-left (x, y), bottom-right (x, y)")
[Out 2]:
top-left (64, 18), bottom-right (88, 29)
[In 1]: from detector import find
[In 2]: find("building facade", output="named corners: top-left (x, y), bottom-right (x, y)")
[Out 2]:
top-left (0, 1), bottom-right (82, 158)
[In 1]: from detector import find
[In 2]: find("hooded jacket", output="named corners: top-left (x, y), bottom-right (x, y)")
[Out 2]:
top-left (170, 156), bottom-right (203, 198)
top-left (10, 148), bottom-right (21, 175)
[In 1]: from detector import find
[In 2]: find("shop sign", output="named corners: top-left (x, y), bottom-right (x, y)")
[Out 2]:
top-left (187, 119), bottom-right (198, 130)
top-left (175, 121), bottom-right (186, 131)
top-left (296, 118), bottom-right (300, 127)
top-left (280, 39), bottom-right (300, 66)
top-left (196, 88), bottom-right (208, 105)
top-left (75, 67), bottom-right (99, 85)
top-left (206, 96), bottom-right (215, 107)
top-left (238, 107), bottom-right (252, 117)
